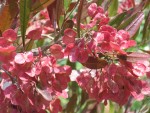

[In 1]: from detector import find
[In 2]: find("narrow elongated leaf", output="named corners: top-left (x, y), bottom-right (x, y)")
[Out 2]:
top-left (142, 11), bottom-right (150, 44)
top-left (56, 0), bottom-right (64, 28)
top-left (109, 11), bottom-right (127, 28)
top-left (118, 1), bottom-right (145, 26)
top-left (31, 0), bottom-right (55, 12)
top-left (47, 1), bottom-right (57, 31)
top-left (0, 0), bottom-right (18, 32)
top-left (64, 0), bottom-right (71, 11)
top-left (65, 94), bottom-right (77, 113)
top-left (117, 13), bottom-right (137, 30)
top-left (36, 87), bottom-right (53, 101)
top-left (125, 12), bottom-right (144, 38)
top-left (66, 2), bottom-right (77, 13)
top-left (20, 0), bottom-right (31, 49)
top-left (108, 0), bottom-right (118, 17)
top-left (77, 0), bottom-right (85, 38)
top-left (78, 100), bottom-right (96, 113)
top-left (109, 2), bottom-right (145, 28)
top-left (143, 0), bottom-right (150, 9)
top-left (118, 52), bottom-right (150, 63)
top-left (109, 101), bottom-right (115, 113)
top-left (140, 50), bottom-right (150, 55)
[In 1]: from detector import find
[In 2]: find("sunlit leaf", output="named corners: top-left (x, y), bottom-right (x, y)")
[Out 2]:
top-left (36, 87), bottom-right (53, 101)
top-left (108, 0), bottom-right (118, 17)
top-left (142, 11), bottom-right (150, 44)
top-left (0, 0), bottom-right (18, 32)
top-left (64, 0), bottom-right (71, 11)
top-left (118, 52), bottom-right (150, 63)
top-left (125, 12), bottom-right (144, 38)
top-left (36, 39), bottom-right (45, 47)
top-left (117, 13), bottom-right (137, 30)
top-left (109, 12), bottom-right (127, 28)
top-left (25, 40), bottom-right (35, 51)
top-left (31, 0), bottom-right (55, 12)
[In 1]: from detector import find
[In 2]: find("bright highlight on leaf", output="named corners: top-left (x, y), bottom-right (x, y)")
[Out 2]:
top-left (0, 0), bottom-right (150, 113)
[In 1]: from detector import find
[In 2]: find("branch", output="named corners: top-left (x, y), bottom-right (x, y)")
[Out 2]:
top-left (0, 66), bottom-right (16, 84)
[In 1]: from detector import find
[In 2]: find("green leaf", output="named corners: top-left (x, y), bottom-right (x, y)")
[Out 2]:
top-left (109, 101), bottom-right (115, 113)
top-left (25, 40), bottom-right (35, 51)
top-left (143, 0), bottom-right (150, 9)
top-left (20, 0), bottom-right (32, 49)
top-left (131, 100), bottom-right (143, 111)
top-left (109, 12), bottom-right (127, 28)
top-left (142, 11), bottom-right (150, 44)
top-left (64, 0), bottom-right (71, 11)
top-left (108, 0), bottom-right (118, 17)
top-left (98, 0), bottom-right (104, 6)
top-left (65, 94), bottom-right (77, 113)
top-left (77, 99), bottom-right (96, 113)
top-left (117, 13), bottom-right (138, 30)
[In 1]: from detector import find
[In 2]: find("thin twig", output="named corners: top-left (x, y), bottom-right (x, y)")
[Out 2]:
top-left (124, 96), bottom-right (133, 113)
top-left (0, 66), bottom-right (16, 84)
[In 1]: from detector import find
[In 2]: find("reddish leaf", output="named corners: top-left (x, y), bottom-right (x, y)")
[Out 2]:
top-left (50, 99), bottom-right (62, 113)
top-left (118, 52), bottom-right (150, 63)
top-left (26, 26), bottom-right (42, 40)
top-left (56, 0), bottom-right (64, 28)
top-left (80, 0), bottom-right (98, 20)
top-left (2, 29), bottom-right (17, 42)
top-left (67, 2), bottom-right (77, 13)
top-left (125, 12), bottom-right (144, 37)
top-left (62, 28), bottom-right (76, 45)
top-left (77, 0), bottom-right (85, 38)
top-left (82, 56), bottom-right (108, 69)
top-left (47, 0), bottom-right (57, 30)
top-left (123, 1), bottom-right (146, 22)
top-left (36, 88), bottom-right (53, 101)
top-left (0, 0), bottom-right (18, 32)
top-left (127, 52), bottom-right (150, 62)
top-left (50, 44), bottom-right (64, 59)
top-left (63, 20), bottom-right (74, 31)
top-left (31, 0), bottom-right (55, 12)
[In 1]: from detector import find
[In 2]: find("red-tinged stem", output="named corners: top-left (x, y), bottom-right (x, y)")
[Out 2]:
top-left (124, 96), bottom-right (132, 113)
top-left (0, 66), bottom-right (16, 84)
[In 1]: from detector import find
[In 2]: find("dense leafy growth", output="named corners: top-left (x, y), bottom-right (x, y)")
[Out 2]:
top-left (0, 0), bottom-right (150, 113)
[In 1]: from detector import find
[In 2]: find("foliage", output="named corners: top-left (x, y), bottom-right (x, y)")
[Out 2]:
top-left (0, 0), bottom-right (150, 113)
